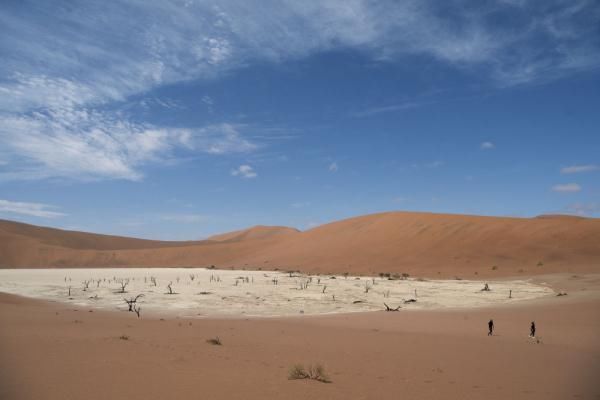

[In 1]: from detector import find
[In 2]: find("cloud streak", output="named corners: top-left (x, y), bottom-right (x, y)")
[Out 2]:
top-left (552, 183), bottom-right (582, 193)
top-left (1, 1), bottom-right (598, 181)
top-left (0, 199), bottom-right (66, 218)
top-left (231, 165), bottom-right (257, 178)
top-left (560, 164), bottom-right (599, 174)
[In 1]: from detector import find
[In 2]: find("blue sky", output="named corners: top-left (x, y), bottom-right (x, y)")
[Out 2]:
top-left (0, 0), bottom-right (599, 239)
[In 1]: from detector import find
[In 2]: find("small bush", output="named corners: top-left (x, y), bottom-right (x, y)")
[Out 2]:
top-left (491, 265), bottom-right (498, 270)
top-left (288, 363), bottom-right (330, 383)
top-left (119, 335), bottom-right (129, 340)
top-left (206, 336), bottom-right (222, 346)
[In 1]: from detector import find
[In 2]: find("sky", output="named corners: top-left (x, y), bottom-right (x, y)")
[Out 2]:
top-left (0, 0), bottom-right (599, 240)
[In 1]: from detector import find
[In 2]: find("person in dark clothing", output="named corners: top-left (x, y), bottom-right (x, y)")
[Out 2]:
top-left (488, 319), bottom-right (494, 336)
top-left (530, 321), bottom-right (536, 337)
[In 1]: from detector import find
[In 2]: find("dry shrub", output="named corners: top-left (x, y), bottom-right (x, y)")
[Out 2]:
top-left (206, 336), bottom-right (222, 345)
top-left (288, 363), bottom-right (330, 383)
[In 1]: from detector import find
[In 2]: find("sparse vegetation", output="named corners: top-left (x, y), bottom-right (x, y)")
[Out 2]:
top-left (384, 303), bottom-right (400, 311)
top-left (119, 335), bottom-right (129, 340)
top-left (206, 336), bottom-right (222, 345)
top-left (117, 279), bottom-right (129, 293)
top-left (288, 364), bottom-right (331, 383)
top-left (124, 294), bottom-right (144, 312)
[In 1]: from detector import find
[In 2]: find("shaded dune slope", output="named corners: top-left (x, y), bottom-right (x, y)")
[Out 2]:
top-left (1, 212), bottom-right (599, 277)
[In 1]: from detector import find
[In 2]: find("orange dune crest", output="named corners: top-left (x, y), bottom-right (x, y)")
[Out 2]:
top-left (1, 211), bottom-right (599, 278)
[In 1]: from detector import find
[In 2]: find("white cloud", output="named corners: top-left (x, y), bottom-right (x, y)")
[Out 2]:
top-left (0, 107), bottom-right (255, 181)
top-left (0, 199), bottom-right (66, 218)
top-left (560, 164), bottom-right (599, 174)
top-left (480, 141), bottom-right (495, 150)
top-left (328, 162), bottom-right (339, 172)
top-left (231, 164), bottom-right (257, 178)
top-left (1, 1), bottom-right (598, 182)
top-left (1, 1), bottom-right (596, 112)
top-left (552, 183), bottom-right (581, 193)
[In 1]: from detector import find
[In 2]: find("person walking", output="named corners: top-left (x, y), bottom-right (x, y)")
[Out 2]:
top-left (488, 319), bottom-right (494, 336)
top-left (530, 321), bottom-right (536, 337)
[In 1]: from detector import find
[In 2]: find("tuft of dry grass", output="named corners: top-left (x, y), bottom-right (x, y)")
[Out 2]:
top-left (288, 363), bottom-right (331, 383)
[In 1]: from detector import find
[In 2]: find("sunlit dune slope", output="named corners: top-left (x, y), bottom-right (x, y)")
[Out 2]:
top-left (1, 212), bottom-right (599, 277)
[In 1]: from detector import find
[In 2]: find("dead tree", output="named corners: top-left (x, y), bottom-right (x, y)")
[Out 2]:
top-left (124, 294), bottom-right (144, 312)
top-left (82, 280), bottom-right (91, 292)
top-left (189, 274), bottom-right (195, 281)
top-left (166, 282), bottom-right (176, 295)
top-left (67, 286), bottom-right (71, 296)
top-left (117, 279), bottom-right (129, 293)
top-left (132, 304), bottom-right (141, 318)
top-left (150, 276), bottom-right (157, 287)
top-left (322, 285), bottom-right (327, 294)
top-left (481, 283), bottom-right (490, 292)
top-left (384, 303), bottom-right (401, 312)
top-left (365, 282), bottom-right (371, 293)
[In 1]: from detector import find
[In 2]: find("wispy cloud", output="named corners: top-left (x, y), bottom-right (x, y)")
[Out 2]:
top-left (0, 108), bottom-right (255, 181)
top-left (1, 1), bottom-right (598, 182)
top-left (480, 141), bottom-right (495, 150)
top-left (560, 164), bottom-right (599, 174)
top-left (231, 164), bottom-right (257, 178)
top-left (0, 199), bottom-right (66, 218)
top-left (352, 100), bottom-right (428, 117)
top-left (328, 162), bottom-right (339, 172)
top-left (552, 183), bottom-right (582, 193)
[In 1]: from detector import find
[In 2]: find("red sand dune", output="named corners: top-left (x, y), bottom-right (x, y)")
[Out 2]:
top-left (1, 212), bottom-right (599, 277)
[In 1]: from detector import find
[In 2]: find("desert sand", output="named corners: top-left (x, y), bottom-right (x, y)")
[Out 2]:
top-left (0, 273), bottom-right (599, 400)
top-left (0, 214), bottom-right (599, 399)
top-left (2, 212), bottom-right (600, 278)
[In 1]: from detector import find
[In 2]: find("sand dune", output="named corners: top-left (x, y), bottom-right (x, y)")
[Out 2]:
top-left (207, 225), bottom-right (300, 242)
top-left (1, 212), bottom-right (599, 277)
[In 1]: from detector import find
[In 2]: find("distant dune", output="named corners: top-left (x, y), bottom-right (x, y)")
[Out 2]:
top-left (1, 212), bottom-right (599, 277)
top-left (207, 225), bottom-right (300, 242)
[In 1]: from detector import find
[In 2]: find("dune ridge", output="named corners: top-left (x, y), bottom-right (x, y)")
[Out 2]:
top-left (1, 211), bottom-right (599, 277)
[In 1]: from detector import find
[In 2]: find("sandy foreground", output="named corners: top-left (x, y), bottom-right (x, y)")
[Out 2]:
top-left (1, 272), bottom-right (599, 400)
